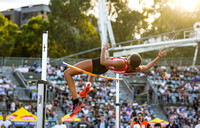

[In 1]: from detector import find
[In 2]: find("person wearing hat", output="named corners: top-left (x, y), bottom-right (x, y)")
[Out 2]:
top-left (195, 118), bottom-right (200, 128)
top-left (132, 111), bottom-right (151, 128)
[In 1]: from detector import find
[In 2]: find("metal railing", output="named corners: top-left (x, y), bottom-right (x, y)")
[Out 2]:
top-left (142, 57), bottom-right (200, 66)
top-left (0, 57), bottom-right (86, 67)
top-left (12, 87), bottom-right (54, 102)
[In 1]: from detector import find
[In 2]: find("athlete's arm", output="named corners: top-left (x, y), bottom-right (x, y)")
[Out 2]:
top-left (137, 49), bottom-right (166, 72)
top-left (87, 75), bottom-right (94, 83)
top-left (100, 44), bottom-right (125, 68)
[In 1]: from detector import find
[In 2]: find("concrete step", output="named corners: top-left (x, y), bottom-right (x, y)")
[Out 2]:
top-left (56, 106), bottom-right (65, 118)
top-left (152, 105), bottom-right (168, 121)
top-left (119, 80), bottom-right (133, 103)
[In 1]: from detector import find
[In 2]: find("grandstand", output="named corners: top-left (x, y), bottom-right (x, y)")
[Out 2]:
top-left (0, 58), bottom-right (199, 127)
top-left (1, 0), bottom-right (200, 128)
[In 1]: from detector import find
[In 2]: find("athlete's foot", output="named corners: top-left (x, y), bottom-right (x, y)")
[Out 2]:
top-left (79, 82), bottom-right (91, 97)
top-left (70, 101), bottom-right (83, 117)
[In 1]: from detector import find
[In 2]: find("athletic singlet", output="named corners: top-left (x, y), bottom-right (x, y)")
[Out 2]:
top-left (108, 57), bottom-right (133, 74)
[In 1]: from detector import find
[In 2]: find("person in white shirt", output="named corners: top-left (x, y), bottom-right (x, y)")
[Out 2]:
top-left (0, 112), bottom-right (12, 128)
top-left (10, 101), bottom-right (16, 112)
top-left (195, 118), bottom-right (200, 128)
top-left (46, 102), bottom-right (53, 111)
top-left (53, 118), bottom-right (66, 128)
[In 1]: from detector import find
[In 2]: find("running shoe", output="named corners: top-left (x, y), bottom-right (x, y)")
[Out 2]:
top-left (79, 82), bottom-right (91, 97)
top-left (70, 101), bottom-right (83, 117)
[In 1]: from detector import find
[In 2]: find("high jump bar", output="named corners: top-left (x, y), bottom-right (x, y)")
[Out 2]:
top-left (60, 61), bottom-right (121, 81)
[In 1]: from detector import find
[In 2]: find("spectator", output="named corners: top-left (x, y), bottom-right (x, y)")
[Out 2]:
top-left (33, 61), bottom-right (38, 68)
top-left (166, 116), bottom-right (179, 128)
top-left (23, 60), bottom-right (28, 66)
top-left (195, 118), bottom-right (200, 128)
top-left (46, 102), bottom-right (53, 111)
top-left (76, 115), bottom-right (91, 128)
top-left (0, 112), bottom-right (11, 128)
top-left (10, 101), bottom-right (15, 113)
top-left (126, 118), bottom-right (133, 128)
top-left (132, 111), bottom-right (151, 128)
top-left (96, 115), bottom-right (109, 128)
top-left (154, 123), bottom-right (161, 128)
top-left (148, 88), bottom-right (153, 104)
top-left (53, 118), bottom-right (66, 128)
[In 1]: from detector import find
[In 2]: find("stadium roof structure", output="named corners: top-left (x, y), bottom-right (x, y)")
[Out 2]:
top-left (108, 22), bottom-right (200, 68)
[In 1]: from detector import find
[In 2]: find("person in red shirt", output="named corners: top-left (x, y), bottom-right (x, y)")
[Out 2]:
top-left (64, 44), bottom-right (166, 117)
top-left (133, 112), bottom-right (152, 128)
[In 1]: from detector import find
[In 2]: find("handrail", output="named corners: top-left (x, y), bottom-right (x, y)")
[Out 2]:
top-left (14, 71), bottom-right (28, 88)
top-left (122, 76), bottom-right (133, 94)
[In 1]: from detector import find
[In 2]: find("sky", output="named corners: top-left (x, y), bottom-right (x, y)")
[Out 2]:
top-left (0, 0), bottom-right (50, 11)
top-left (0, 0), bottom-right (197, 12)
top-left (0, 0), bottom-right (144, 12)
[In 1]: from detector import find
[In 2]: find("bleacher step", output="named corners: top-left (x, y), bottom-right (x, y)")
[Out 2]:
top-left (119, 80), bottom-right (133, 102)
top-left (151, 105), bottom-right (168, 121)
top-left (56, 106), bottom-right (65, 118)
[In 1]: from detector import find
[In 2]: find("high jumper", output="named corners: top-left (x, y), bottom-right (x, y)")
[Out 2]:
top-left (62, 44), bottom-right (166, 117)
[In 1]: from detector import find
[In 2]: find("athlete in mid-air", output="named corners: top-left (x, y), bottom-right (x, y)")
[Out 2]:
top-left (64, 44), bottom-right (166, 117)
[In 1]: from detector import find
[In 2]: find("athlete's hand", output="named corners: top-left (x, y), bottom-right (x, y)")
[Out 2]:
top-left (102, 44), bottom-right (110, 50)
top-left (158, 49), bottom-right (166, 58)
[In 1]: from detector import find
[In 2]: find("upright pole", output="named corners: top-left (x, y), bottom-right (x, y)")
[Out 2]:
top-left (41, 31), bottom-right (48, 81)
top-left (36, 31), bottom-right (48, 128)
top-left (116, 74), bottom-right (120, 128)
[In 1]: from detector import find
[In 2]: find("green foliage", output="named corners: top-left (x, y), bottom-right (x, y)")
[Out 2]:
top-left (48, 0), bottom-right (101, 58)
top-left (12, 16), bottom-right (49, 57)
top-left (0, 13), bottom-right (19, 57)
top-left (1, 0), bottom-right (200, 59)
top-left (111, 0), bottom-right (148, 43)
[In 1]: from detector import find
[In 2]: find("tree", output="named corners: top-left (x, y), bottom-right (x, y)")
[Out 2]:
top-left (111, 0), bottom-right (148, 43)
top-left (48, 0), bottom-right (101, 58)
top-left (0, 13), bottom-right (19, 57)
top-left (12, 16), bottom-right (49, 57)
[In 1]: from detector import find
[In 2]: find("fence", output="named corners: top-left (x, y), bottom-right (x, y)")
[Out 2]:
top-left (13, 87), bottom-right (54, 102)
top-left (0, 57), bottom-right (199, 67)
top-left (0, 57), bottom-right (86, 67)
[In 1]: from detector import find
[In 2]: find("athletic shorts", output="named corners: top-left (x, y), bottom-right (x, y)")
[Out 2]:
top-left (92, 58), bottom-right (108, 74)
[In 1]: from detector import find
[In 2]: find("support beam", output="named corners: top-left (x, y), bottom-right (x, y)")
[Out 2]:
top-left (112, 38), bottom-right (197, 57)
top-left (107, 19), bottom-right (116, 47)
top-left (98, 0), bottom-right (108, 47)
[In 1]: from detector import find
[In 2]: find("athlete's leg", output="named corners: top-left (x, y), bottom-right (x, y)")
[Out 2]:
top-left (64, 59), bottom-right (93, 100)
top-left (64, 59), bottom-right (93, 117)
